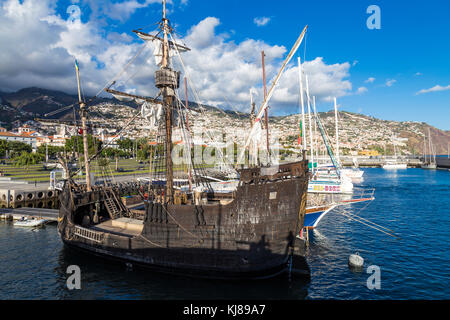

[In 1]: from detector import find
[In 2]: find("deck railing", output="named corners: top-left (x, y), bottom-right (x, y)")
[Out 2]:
top-left (74, 225), bottom-right (104, 243)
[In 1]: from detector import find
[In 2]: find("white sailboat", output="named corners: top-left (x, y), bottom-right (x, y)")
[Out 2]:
top-left (333, 98), bottom-right (364, 181)
top-left (421, 128), bottom-right (437, 169)
top-left (382, 138), bottom-right (407, 169)
top-left (299, 68), bottom-right (353, 194)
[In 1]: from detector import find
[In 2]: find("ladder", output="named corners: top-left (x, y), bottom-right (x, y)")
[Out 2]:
top-left (104, 195), bottom-right (120, 219)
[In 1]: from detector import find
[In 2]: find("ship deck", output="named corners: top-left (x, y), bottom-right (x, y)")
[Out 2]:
top-left (91, 217), bottom-right (144, 237)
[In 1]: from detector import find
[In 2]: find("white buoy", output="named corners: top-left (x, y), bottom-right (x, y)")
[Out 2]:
top-left (348, 253), bottom-right (364, 268)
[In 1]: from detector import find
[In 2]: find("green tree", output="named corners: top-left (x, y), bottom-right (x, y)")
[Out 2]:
top-left (6, 141), bottom-right (32, 157)
top-left (117, 138), bottom-right (134, 153)
top-left (13, 152), bottom-right (44, 170)
top-left (37, 144), bottom-right (65, 159)
top-left (65, 134), bottom-right (102, 156)
top-left (0, 140), bottom-right (7, 158)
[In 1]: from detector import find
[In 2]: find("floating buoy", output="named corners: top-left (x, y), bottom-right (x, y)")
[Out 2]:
top-left (348, 253), bottom-right (364, 268)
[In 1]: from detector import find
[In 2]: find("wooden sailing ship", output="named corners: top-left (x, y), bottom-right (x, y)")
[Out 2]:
top-left (57, 1), bottom-right (310, 279)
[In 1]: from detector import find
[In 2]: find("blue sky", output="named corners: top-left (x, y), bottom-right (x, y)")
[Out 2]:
top-left (1, 0), bottom-right (449, 129)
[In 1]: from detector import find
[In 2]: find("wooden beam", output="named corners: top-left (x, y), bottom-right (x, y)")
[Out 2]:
top-left (105, 88), bottom-right (165, 106)
top-left (132, 30), bottom-right (191, 52)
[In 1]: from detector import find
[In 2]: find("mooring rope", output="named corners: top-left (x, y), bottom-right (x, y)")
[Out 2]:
top-left (338, 208), bottom-right (400, 239)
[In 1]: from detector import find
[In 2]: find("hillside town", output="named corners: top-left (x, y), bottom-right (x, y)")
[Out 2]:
top-left (1, 98), bottom-right (448, 160)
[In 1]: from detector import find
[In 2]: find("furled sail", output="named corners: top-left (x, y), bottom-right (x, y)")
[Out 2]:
top-left (112, 93), bottom-right (134, 102)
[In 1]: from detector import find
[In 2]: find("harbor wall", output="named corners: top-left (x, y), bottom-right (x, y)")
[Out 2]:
top-left (0, 188), bottom-right (59, 209)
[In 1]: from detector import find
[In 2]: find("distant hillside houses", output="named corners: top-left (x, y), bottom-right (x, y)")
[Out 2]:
top-left (0, 131), bottom-right (37, 150)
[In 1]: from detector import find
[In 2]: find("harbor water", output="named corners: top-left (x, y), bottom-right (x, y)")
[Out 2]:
top-left (0, 168), bottom-right (449, 299)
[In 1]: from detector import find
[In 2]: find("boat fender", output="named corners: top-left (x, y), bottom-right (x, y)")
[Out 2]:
top-left (348, 253), bottom-right (364, 268)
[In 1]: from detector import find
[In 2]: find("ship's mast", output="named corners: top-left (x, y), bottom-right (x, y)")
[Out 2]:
top-left (157, 0), bottom-right (177, 203)
top-left (297, 57), bottom-right (306, 152)
top-left (261, 51), bottom-right (270, 163)
top-left (162, 0), bottom-right (169, 68)
top-left (75, 60), bottom-right (92, 191)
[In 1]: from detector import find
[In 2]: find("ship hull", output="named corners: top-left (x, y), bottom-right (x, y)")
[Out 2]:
top-left (62, 240), bottom-right (289, 280)
top-left (436, 157), bottom-right (450, 169)
top-left (304, 205), bottom-right (336, 229)
top-left (58, 161), bottom-right (309, 280)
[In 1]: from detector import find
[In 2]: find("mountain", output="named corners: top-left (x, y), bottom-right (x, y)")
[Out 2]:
top-left (1, 87), bottom-right (449, 155)
top-left (0, 87), bottom-right (139, 119)
top-left (313, 111), bottom-right (450, 155)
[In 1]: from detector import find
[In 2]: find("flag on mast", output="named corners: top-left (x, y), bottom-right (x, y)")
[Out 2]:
top-left (298, 120), bottom-right (303, 145)
top-left (74, 59), bottom-right (80, 72)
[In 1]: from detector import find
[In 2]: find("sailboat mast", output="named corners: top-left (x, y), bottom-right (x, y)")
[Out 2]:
top-left (428, 128), bottom-right (433, 163)
top-left (334, 97), bottom-right (340, 162)
top-left (313, 96), bottom-right (319, 165)
top-left (261, 51), bottom-right (270, 162)
top-left (298, 57), bottom-right (306, 151)
top-left (305, 75), bottom-right (314, 174)
top-left (423, 135), bottom-right (427, 163)
top-left (75, 60), bottom-right (92, 192)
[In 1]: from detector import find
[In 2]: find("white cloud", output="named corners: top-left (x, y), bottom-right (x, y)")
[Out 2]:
top-left (107, 32), bottom-right (134, 43)
top-left (415, 72), bottom-right (423, 76)
top-left (416, 85), bottom-right (450, 95)
top-left (352, 60), bottom-right (358, 66)
top-left (106, 0), bottom-right (161, 22)
top-left (364, 77), bottom-right (375, 83)
top-left (185, 17), bottom-right (222, 49)
top-left (253, 17), bottom-right (271, 27)
top-left (356, 86), bottom-right (368, 94)
top-left (0, 0), bottom-right (155, 95)
top-left (179, 22), bottom-right (352, 113)
top-left (385, 79), bottom-right (397, 87)
top-left (0, 1), bottom-right (354, 116)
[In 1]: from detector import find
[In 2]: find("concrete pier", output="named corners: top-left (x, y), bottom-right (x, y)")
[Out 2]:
top-left (289, 155), bottom-right (425, 168)
top-left (0, 173), bottom-right (150, 209)
top-left (0, 207), bottom-right (59, 222)
top-left (0, 181), bottom-right (59, 209)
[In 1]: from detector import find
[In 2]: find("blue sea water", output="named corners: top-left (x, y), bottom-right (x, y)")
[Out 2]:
top-left (0, 168), bottom-right (448, 300)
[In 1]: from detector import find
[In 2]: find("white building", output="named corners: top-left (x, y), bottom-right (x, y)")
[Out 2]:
top-left (0, 132), bottom-right (37, 151)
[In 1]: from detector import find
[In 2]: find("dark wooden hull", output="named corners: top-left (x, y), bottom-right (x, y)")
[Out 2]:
top-left (436, 157), bottom-right (450, 169)
top-left (58, 161), bottom-right (309, 279)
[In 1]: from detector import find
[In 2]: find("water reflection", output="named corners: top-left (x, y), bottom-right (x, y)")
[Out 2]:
top-left (54, 244), bottom-right (310, 300)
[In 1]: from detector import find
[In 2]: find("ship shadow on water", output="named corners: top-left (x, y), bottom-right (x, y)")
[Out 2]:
top-left (54, 234), bottom-right (310, 300)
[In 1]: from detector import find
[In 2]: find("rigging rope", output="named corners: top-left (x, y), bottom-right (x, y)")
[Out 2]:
top-left (339, 208), bottom-right (400, 239)
top-left (70, 106), bottom-right (143, 178)
top-left (169, 31), bottom-right (233, 172)
top-left (92, 42), bottom-right (150, 99)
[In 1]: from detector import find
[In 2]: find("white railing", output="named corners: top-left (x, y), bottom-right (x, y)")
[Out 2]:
top-left (74, 226), bottom-right (104, 243)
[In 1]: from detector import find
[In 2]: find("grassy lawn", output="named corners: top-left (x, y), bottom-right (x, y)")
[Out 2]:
top-left (0, 159), bottom-right (213, 182)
